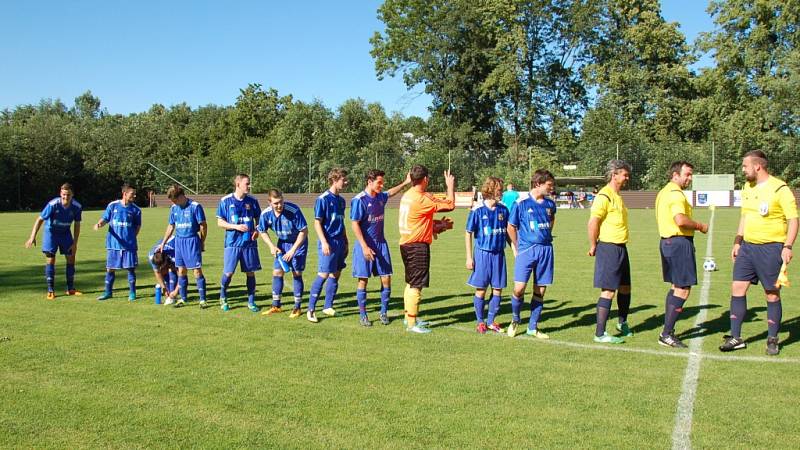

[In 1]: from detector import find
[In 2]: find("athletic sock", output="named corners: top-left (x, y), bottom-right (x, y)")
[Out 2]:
top-left (487, 294), bottom-right (501, 324)
top-left (404, 284), bottom-right (421, 327)
top-left (323, 278), bottom-right (338, 309)
top-left (617, 292), bottom-right (631, 324)
top-left (730, 295), bottom-right (747, 338)
top-left (473, 295), bottom-right (486, 324)
top-left (196, 275), bottom-right (207, 301)
top-left (511, 295), bottom-right (522, 322)
top-left (219, 273), bottom-right (232, 300)
top-left (767, 300), bottom-right (782, 338)
top-left (528, 296), bottom-right (544, 331)
top-left (357, 288), bottom-right (368, 318)
top-left (595, 297), bottom-right (612, 337)
top-left (45, 264), bottom-right (55, 292)
top-left (380, 287), bottom-right (391, 315)
top-left (663, 288), bottom-right (674, 326)
top-left (127, 269), bottom-right (136, 297)
top-left (178, 275), bottom-right (189, 300)
top-left (168, 271), bottom-right (178, 293)
top-left (246, 275), bottom-right (256, 305)
top-left (293, 275), bottom-right (304, 309)
top-left (65, 264), bottom-right (75, 291)
top-left (662, 294), bottom-right (686, 336)
top-left (104, 271), bottom-right (115, 296)
top-left (272, 276), bottom-right (284, 307)
top-left (308, 275), bottom-right (326, 311)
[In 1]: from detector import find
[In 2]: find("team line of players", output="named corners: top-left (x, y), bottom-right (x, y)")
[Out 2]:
top-left (26, 152), bottom-right (797, 354)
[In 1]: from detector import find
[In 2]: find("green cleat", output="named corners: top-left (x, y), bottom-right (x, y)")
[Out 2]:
top-left (616, 322), bottom-right (634, 337)
top-left (594, 332), bottom-right (624, 344)
top-left (97, 293), bottom-right (112, 301)
top-left (128, 292), bottom-right (136, 302)
top-left (248, 303), bottom-right (260, 313)
top-left (221, 301), bottom-right (230, 312)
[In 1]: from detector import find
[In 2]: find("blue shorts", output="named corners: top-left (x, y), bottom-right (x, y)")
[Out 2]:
top-left (468, 248), bottom-right (507, 289)
top-left (733, 242), bottom-right (782, 289)
top-left (223, 246), bottom-right (262, 274)
top-left (318, 236), bottom-right (347, 274)
top-left (593, 242), bottom-right (631, 290)
top-left (175, 236), bottom-right (203, 270)
top-left (352, 241), bottom-right (392, 278)
top-left (107, 249), bottom-right (138, 270)
top-left (273, 241), bottom-right (307, 272)
top-left (43, 233), bottom-right (74, 257)
top-left (514, 244), bottom-right (554, 285)
top-left (660, 236), bottom-right (697, 287)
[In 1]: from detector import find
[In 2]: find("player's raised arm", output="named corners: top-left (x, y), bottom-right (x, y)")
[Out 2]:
top-left (387, 172), bottom-right (411, 198)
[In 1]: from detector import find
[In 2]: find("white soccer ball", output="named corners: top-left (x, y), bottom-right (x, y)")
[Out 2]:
top-left (703, 258), bottom-right (717, 272)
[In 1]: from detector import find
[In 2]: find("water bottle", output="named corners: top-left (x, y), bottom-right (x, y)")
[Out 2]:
top-left (155, 284), bottom-right (162, 305)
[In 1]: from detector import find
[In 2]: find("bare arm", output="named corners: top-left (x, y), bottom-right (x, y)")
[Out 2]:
top-left (731, 215), bottom-right (746, 261)
top-left (217, 217), bottom-right (248, 232)
top-left (351, 220), bottom-right (375, 261)
top-left (284, 229), bottom-right (308, 261)
top-left (507, 224), bottom-right (519, 257)
top-left (587, 217), bottom-right (601, 256)
top-left (315, 219), bottom-right (330, 256)
top-left (199, 221), bottom-right (207, 251)
top-left (25, 217), bottom-right (45, 248)
top-left (70, 221), bottom-right (81, 255)
top-left (674, 214), bottom-right (708, 234)
top-left (783, 217), bottom-right (798, 264)
top-left (387, 173), bottom-right (411, 198)
top-left (159, 224), bottom-right (176, 252)
top-left (258, 229), bottom-right (279, 255)
top-left (465, 232), bottom-right (474, 269)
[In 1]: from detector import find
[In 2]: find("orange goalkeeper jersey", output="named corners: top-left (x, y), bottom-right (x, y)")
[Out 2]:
top-left (398, 188), bottom-right (455, 245)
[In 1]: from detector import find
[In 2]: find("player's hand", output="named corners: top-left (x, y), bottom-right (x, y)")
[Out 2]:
top-left (731, 243), bottom-right (740, 261)
top-left (282, 249), bottom-right (295, 262)
top-left (200, 241), bottom-right (205, 252)
top-left (404, 172), bottom-right (411, 185)
top-left (233, 223), bottom-right (248, 233)
top-left (158, 244), bottom-right (165, 253)
top-left (444, 170), bottom-right (455, 190)
top-left (466, 258), bottom-right (474, 270)
top-left (698, 223), bottom-right (709, 234)
top-left (25, 237), bottom-right (36, 248)
top-left (362, 244), bottom-right (375, 262)
top-left (269, 246), bottom-right (279, 256)
top-left (321, 242), bottom-right (331, 256)
top-left (93, 223), bottom-right (101, 231)
top-left (782, 247), bottom-right (793, 265)
top-left (588, 244), bottom-right (596, 257)
top-left (251, 231), bottom-right (259, 240)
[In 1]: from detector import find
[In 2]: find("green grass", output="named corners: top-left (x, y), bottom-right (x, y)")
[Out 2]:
top-left (1, 206), bottom-right (799, 448)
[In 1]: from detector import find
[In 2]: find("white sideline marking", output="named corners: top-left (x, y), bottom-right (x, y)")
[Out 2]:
top-left (671, 210), bottom-right (714, 450)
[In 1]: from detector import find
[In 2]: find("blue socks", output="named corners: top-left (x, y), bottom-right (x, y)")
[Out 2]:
top-left (104, 271), bottom-right (116, 296)
top-left (357, 288), bottom-right (368, 318)
top-left (220, 273), bottom-right (232, 300)
top-left (730, 295), bottom-right (747, 338)
top-left (511, 295), bottom-right (522, 322)
top-left (324, 278), bottom-right (338, 309)
top-left (168, 271), bottom-right (178, 293)
top-left (196, 275), bottom-right (206, 301)
top-left (45, 264), bottom-right (55, 292)
top-left (487, 294), bottom-right (501, 324)
top-left (65, 264), bottom-right (75, 291)
top-left (380, 287), bottom-right (390, 315)
top-left (767, 300), bottom-right (782, 338)
top-left (596, 298), bottom-right (612, 337)
top-left (272, 276), bottom-right (284, 307)
top-left (127, 269), bottom-right (136, 297)
top-left (246, 275), bottom-right (256, 305)
top-left (473, 295), bottom-right (485, 324)
top-left (178, 275), bottom-right (189, 300)
top-left (309, 275), bottom-right (326, 311)
top-left (529, 297), bottom-right (544, 331)
top-left (293, 275), bottom-right (303, 309)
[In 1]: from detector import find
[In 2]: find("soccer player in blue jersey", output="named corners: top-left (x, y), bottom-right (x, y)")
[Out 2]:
top-left (350, 169), bottom-right (411, 327)
top-left (507, 170), bottom-right (557, 338)
top-left (94, 184), bottom-right (142, 301)
top-left (258, 189), bottom-right (309, 318)
top-left (158, 185), bottom-right (208, 308)
top-left (465, 176), bottom-right (509, 334)
top-left (217, 174), bottom-right (262, 312)
top-left (148, 236), bottom-right (178, 305)
top-left (25, 183), bottom-right (83, 299)
top-left (307, 168), bottom-right (349, 323)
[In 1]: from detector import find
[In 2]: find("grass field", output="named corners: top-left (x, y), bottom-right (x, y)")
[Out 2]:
top-left (1, 205), bottom-right (799, 448)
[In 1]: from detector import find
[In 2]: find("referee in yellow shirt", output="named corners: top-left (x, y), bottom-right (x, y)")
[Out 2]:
top-left (721, 151), bottom-right (798, 355)
top-left (654, 162), bottom-right (708, 348)
top-left (587, 160), bottom-right (633, 344)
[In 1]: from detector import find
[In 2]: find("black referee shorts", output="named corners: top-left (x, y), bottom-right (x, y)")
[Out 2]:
top-left (400, 242), bottom-right (431, 289)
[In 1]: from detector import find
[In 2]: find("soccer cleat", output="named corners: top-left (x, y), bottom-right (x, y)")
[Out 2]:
top-left (262, 306), bottom-right (282, 316)
top-left (360, 316), bottom-right (373, 327)
top-left (97, 293), bottom-right (112, 301)
top-left (289, 308), bottom-right (302, 319)
top-left (199, 300), bottom-right (207, 309)
top-left (476, 322), bottom-right (488, 334)
top-left (766, 337), bottom-right (780, 356)
top-left (616, 322), bottom-right (634, 337)
top-left (594, 332), bottom-right (624, 344)
top-left (176, 298), bottom-right (186, 307)
top-left (220, 301), bottom-right (230, 312)
top-left (406, 325), bottom-right (432, 334)
top-left (379, 313), bottom-right (390, 325)
top-left (66, 290), bottom-right (82, 296)
top-left (128, 292), bottom-right (137, 302)
top-left (307, 310), bottom-right (318, 323)
top-left (507, 321), bottom-right (519, 338)
top-left (322, 307), bottom-right (336, 317)
top-left (403, 318), bottom-right (430, 327)
top-left (719, 336), bottom-right (746, 352)
top-left (526, 329), bottom-right (549, 339)
top-left (658, 333), bottom-right (687, 348)
top-left (248, 303), bottom-right (260, 313)
top-left (487, 322), bottom-right (504, 333)
top-left (46, 291), bottom-right (56, 300)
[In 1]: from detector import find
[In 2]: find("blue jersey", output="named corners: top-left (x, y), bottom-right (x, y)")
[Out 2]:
top-left (350, 190), bottom-right (389, 245)
top-left (216, 193), bottom-right (260, 248)
top-left (168, 198), bottom-right (206, 238)
top-left (148, 237), bottom-right (176, 262)
top-left (466, 201), bottom-right (510, 252)
top-left (314, 190), bottom-right (346, 240)
top-left (101, 200), bottom-right (142, 251)
top-left (258, 201), bottom-right (308, 252)
top-left (509, 196), bottom-right (556, 250)
top-left (40, 197), bottom-right (82, 238)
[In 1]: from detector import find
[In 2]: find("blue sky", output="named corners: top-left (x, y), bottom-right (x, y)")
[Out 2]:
top-left (0, 1), bottom-right (715, 119)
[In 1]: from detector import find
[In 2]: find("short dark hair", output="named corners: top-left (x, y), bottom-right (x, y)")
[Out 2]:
top-left (151, 251), bottom-right (170, 271)
top-left (410, 165), bottom-right (429, 186)
top-left (234, 173), bottom-right (250, 186)
top-left (166, 185), bottom-right (185, 200)
top-left (121, 183), bottom-right (135, 193)
top-left (60, 183), bottom-right (73, 192)
top-left (268, 189), bottom-right (283, 199)
top-left (531, 169), bottom-right (555, 188)
top-left (327, 168), bottom-right (348, 184)
top-left (743, 150), bottom-right (768, 169)
top-left (366, 169), bottom-right (385, 182)
top-left (668, 161), bottom-right (694, 180)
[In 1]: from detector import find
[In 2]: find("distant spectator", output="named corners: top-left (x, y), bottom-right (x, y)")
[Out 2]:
top-left (501, 183), bottom-right (520, 207)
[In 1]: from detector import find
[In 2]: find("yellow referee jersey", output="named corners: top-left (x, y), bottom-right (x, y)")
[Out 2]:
top-left (590, 185), bottom-right (629, 244)
top-left (655, 181), bottom-right (693, 238)
top-left (741, 175), bottom-right (798, 244)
